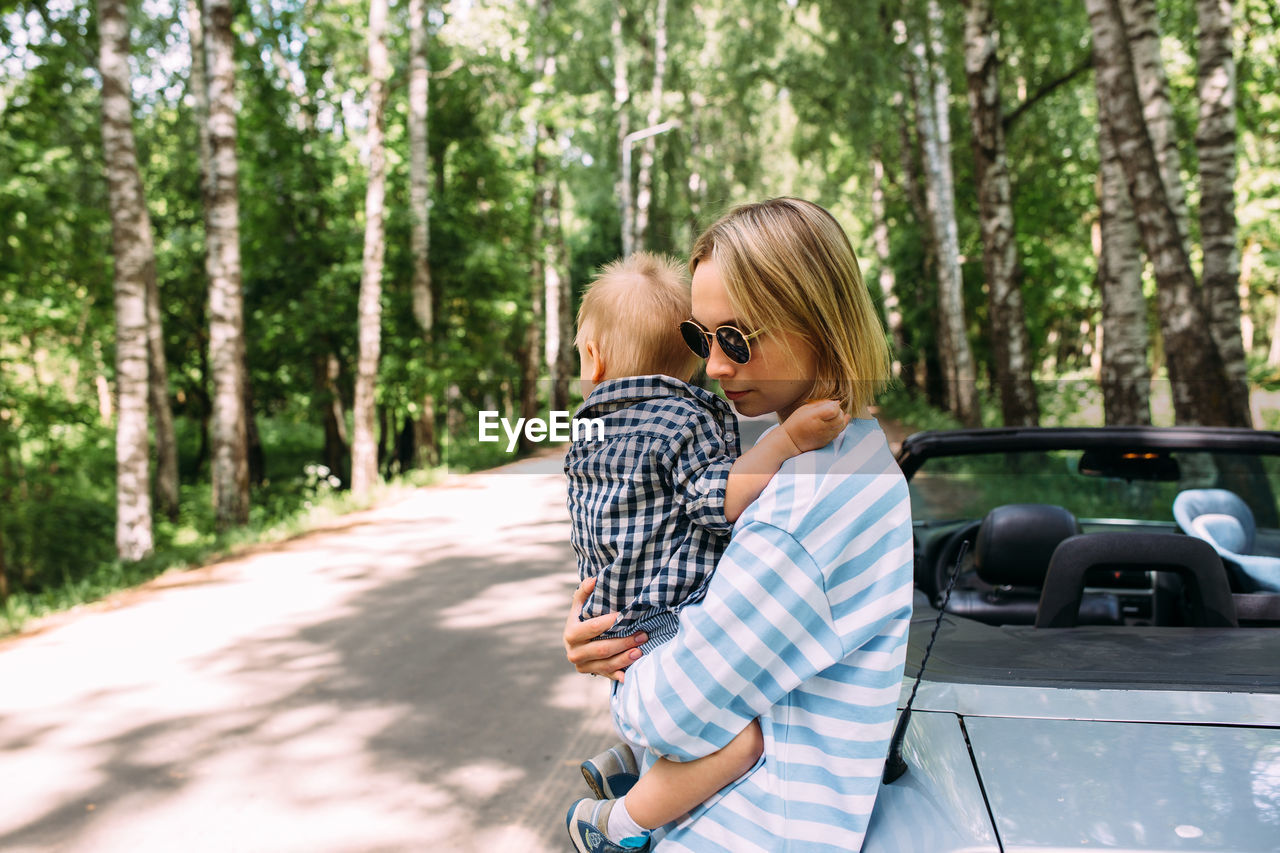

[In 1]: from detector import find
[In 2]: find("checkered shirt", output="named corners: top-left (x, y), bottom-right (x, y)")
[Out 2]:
top-left (565, 375), bottom-right (739, 650)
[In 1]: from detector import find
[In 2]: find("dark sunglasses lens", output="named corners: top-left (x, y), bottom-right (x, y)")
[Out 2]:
top-left (680, 321), bottom-right (710, 358)
top-left (717, 327), bottom-right (752, 364)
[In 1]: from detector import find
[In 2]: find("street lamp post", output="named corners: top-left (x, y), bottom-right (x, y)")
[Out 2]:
top-left (621, 119), bottom-right (680, 256)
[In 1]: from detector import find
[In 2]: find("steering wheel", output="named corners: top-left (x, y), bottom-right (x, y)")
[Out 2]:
top-left (931, 520), bottom-right (983, 606)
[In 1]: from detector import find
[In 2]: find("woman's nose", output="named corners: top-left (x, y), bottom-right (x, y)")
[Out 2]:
top-left (705, 340), bottom-right (736, 380)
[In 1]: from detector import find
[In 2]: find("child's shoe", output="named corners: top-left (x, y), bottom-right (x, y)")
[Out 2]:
top-left (565, 798), bottom-right (651, 852)
top-left (580, 741), bottom-right (639, 799)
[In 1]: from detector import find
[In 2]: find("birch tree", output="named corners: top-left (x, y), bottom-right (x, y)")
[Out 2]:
top-left (531, 0), bottom-right (572, 414)
top-left (1086, 0), bottom-right (1241, 426)
top-left (518, 4), bottom-right (549, 448)
top-left (143, 147), bottom-right (179, 522)
top-left (351, 0), bottom-right (391, 497)
top-left (633, 0), bottom-right (668, 252)
top-left (1117, 0), bottom-right (1191, 249)
top-left (1096, 119), bottom-right (1152, 425)
top-left (1114, 0), bottom-right (1202, 415)
top-left (907, 1), bottom-right (980, 427)
top-left (542, 185), bottom-right (573, 413)
top-left (99, 0), bottom-right (154, 559)
top-left (963, 0), bottom-right (1039, 426)
top-left (870, 152), bottom-right (905, 381)
top-left (1196, 0), bottom-right (1250, 424)
top-left (145, 256), bottom-right (179, 522)
top-left (1115, 0), bottom-right (1249, 424)
top-left (896, 104), bottom-right (937, 398)
top-left (204, 0), bottom-right (250, 528)
top-left (614, 5), bottom-right (634, 257)
top-left (409, 0), bottom-right (438, 465)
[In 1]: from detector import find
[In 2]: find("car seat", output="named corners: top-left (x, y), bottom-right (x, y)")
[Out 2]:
top-left (1172, 488), bottom-right (1280, 592)
top-left (944, 503), bottom-right (1122, 625)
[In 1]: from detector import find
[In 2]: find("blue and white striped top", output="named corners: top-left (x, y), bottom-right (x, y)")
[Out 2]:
top-left (612, 419), bottom-right (914, 852)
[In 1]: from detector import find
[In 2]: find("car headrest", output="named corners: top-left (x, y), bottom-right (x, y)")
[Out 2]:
top-left (1189, 513), bottom-right (1249, 554)
top-left (975, 503), bottom-right (1081, 587)
top-left (1173, 488), bottom-right (1257, 553)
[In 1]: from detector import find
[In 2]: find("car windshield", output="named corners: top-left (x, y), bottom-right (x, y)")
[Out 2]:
top-left (910, 448), bottom-right (1280, 533)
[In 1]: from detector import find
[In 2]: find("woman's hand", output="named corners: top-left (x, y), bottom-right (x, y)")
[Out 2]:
top-left (564, 576), bottom-right (647, 682)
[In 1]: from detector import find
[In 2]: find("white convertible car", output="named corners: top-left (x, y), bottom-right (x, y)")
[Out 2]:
top-left (864, 427), bottom-right (1280, 852)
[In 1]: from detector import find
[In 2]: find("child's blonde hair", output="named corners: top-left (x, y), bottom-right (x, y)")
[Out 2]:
top-left (689, 198), bottom-right (891, 413)
top-left (575, 251), bottom-right (701, 381)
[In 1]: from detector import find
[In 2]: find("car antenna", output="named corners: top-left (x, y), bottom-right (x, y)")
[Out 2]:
top-left (882, 540), bottom-right (969, 784)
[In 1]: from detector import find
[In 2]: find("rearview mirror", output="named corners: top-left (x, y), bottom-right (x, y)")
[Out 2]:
top-left (1078, 449), bottom-right (1181, 482)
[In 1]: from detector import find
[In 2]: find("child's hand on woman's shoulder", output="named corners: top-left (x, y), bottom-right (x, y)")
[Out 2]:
top-left (781, 399), bottom-right (850, 453)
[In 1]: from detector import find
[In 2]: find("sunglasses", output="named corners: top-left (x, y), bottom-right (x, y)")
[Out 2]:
top-left (679, 318), bottom-right (765, 365)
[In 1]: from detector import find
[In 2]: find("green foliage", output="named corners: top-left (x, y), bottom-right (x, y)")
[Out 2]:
top-left (0, 414), bottom-right (447, 635)
top-left (3, 0), bottom-right (1279, 629)
top-left (876, 386), bottom-right (964, 434)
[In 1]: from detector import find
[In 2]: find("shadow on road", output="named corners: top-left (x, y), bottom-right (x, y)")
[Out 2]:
top-left (0, 470), bottom-right (614, 852)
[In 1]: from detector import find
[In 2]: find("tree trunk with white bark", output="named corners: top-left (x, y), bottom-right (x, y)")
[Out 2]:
top-left (409, 0), bottom-right (438, 466)
top-left (910, 1), bottom-right (981, 426)
top-left (99, 0), bottom-right (154, 559)
top-left (895, 100), bottom-right (935, 398)
top-left (531, 0), bottom-right (572, 414)
top-left (195, 0), bottom-right (263, 497)
top-left (186, 0), bottom-right (213, 205)
top-left (1096, 118), bottom-right (1152, 425)
top-left (204, 0), bottom-right (250, 528)
top-left (614, 5), bottom-right (633, 257)
top-left (351, 0), bottom-right (390, 497)
top-left (1087, 0), bottom-right (1242, 426)
top-left (633, 0), bottom-right (668, 252)
top-left (1196, 0), bottom-right (1251, 424)
top-left (542, 179), bottom-right (572, 413)
top-left (145, 271), bottom-right (179, 520)
top-left (1118, 0), bottom-right (1192, 249)
top-left (963, 0), bottom-right (1039, 427)
top-left (870, 152), bottom-right (905, 380)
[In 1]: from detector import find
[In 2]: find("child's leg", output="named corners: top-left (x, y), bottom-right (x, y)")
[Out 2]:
top-left (625, 719), bottom-right (763, 829)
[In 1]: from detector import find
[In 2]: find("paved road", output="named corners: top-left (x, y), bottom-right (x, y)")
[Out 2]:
top-left (0, 455), bottom-right (612, 852)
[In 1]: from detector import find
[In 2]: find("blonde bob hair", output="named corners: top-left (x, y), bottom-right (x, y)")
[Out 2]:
top-left (574, 251), bottom-right (701, 381)
top-left (689, 198), bottom-right (891, 414)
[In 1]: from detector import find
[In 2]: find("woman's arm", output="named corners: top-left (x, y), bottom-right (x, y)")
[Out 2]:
top-left (610, 522), bottom-right (840, 759)
top-left (563, 576), bottom-right (649, 681)
top-left (612, 505), bottom-right (913, 760)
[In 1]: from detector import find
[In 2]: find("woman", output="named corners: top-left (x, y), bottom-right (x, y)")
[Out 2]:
top-left (564, 198), bottom-right (914, 852)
